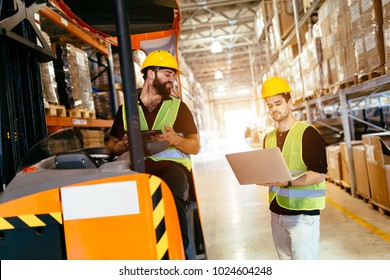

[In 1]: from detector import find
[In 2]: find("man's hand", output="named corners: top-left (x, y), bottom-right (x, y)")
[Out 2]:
top-left (258, 181), bottom-right (291, 187)
top-left (107, 134), bottom-right (129, 156)
top-left (152, 124), bottom-right (200, 155)
top-left (151, 125), bottom-right (177, 146)
top-left (122, 134), bottom-right (129, 150)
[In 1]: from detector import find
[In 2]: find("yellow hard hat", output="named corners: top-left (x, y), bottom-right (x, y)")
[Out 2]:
top-left (261, 76), bottom-right (292, 98)
top-left (141, 50), bottom-right (180, 73)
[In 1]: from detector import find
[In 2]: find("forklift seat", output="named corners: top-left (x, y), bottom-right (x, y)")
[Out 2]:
top-left (55, 152), bottom-right (99, 169)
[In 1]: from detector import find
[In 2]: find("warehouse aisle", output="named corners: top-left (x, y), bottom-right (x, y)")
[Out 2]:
top-left (192, 137), bottom-right (390, 260)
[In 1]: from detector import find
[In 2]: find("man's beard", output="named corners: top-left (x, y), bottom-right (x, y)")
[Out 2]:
top-left (153, 77), bottom-right (172, 97)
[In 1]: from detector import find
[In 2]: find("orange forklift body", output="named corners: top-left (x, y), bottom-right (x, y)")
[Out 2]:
top-left (0, 172), bottom-right (184, 260)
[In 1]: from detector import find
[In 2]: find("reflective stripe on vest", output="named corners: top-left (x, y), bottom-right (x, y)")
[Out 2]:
top-left (265, 121), bottom-right (326, 211)
top-left (269, 186), bottom-right (326, 198)
top-left (122, 97), bottom-right (192, 171)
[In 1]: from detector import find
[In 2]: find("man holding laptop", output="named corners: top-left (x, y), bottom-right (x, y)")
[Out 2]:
top-left (261, 76), bottom-right (327, 260)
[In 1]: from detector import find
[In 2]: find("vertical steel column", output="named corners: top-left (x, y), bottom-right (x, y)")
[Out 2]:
top-left (292, 0), bottom-right (307, 117)
top-left (114, 0), bottom-right (145, 172)
top-left (305, 101), bottom-right (312, 123)
top-left (339, 89), bottom-right (357, 197)
top-left (106, 44), bottom-right (118, 117)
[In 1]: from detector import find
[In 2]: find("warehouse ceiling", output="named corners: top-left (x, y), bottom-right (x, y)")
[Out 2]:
top-left (178, 0), bottom-right (263, 100)
top-left (39, 0), bottom-right (265, 101)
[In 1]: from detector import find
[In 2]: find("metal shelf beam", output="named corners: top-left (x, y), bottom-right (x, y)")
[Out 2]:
top-left (39, 7), bottom-right (109, 55)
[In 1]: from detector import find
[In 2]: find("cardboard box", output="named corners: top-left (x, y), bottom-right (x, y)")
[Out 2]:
top-left (275, 1), bottom-right (295, 40)
top-left (352, 145), bottom-right (371, 198)
top-left (384, 23), bottom-right (390, 72)
top-left (326, 144), bottom-right (342, 182)
top-left (339, 141), bottom-right (362, 188)
top-left (362, 132), bottom-right (390, 208)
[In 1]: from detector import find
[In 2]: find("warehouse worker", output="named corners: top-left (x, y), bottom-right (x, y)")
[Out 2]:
top-left (107, 50), bottom-right (200, 257)
top-left (261, 76), bottom-right (327, 260)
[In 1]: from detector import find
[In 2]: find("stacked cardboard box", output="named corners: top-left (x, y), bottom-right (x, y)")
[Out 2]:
top-left (349, 0), bottom-right (385, 77)
top-left (292, 56), bottom-right (304, 101)
top-left (80, 129), bottom-right (105, 148)
top-left (304, 24), bottom-right (324, 96)
top-left (326, 144), bottom-right (342, 183)
top-left (272, 1), bottom-right (295, 46)
top-left (339, 141), bottom-right (363, 188)
top-left (331, 0), bottom-right (357, 84)
top-left (318, 1), bottom-right (337, 88)
top-left (352, 145), bottom-right (371, 199)
top-left (383, 0), bottom-right (390, 73)
top-left (48, 138), bottom-right (82, 155)
top-left (362, 132), bottom-right (390, 209)
top-left (112, 52), bottom-right (145, 89)
top-left (93, 89), bottom-right (124, 120)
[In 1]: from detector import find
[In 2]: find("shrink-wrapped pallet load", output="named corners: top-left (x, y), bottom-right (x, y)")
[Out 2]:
top-left (40, 32), bottom-right (60, 105)
top-left (54, 43), bottom-right (95, 113)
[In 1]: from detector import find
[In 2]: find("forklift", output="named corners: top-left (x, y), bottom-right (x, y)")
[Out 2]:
top-left (0, 0), bottom-right (206, 260)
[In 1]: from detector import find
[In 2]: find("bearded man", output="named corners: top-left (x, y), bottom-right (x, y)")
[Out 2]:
top-left (107, 50), bottom-right (200, 256)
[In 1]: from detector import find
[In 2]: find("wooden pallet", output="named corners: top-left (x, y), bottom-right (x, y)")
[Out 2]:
top-left (68, 108), bottom-right (96, 119)
top-left (327, 177), bottom-right (341, 187)
top-left (357, 66), bottom-right (385, 84)
top-left (304, 95), bottom-right (315, 102)
top-left (313, 88), bottom-right (326, 98)
top-left (339, 76), bottom-right (357, 89)
top-left (356, 192), bottom-right (370, 204)
top-left (45, 104), bottom-right (66, 117)
top-left (293, 97), bottom-right (304, 105)
top-left (368, 200), bottom-right (390, 217)
top-left (322, 84), bottom-right (339, 95)
top-left (340, 180), bottom-right (351, 194)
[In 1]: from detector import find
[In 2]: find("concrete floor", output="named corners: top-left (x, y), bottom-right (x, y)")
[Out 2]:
top-left (192, 137), bottom-right (390, 260)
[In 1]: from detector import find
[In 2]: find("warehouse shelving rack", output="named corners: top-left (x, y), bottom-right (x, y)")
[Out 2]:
top-left (0, 1), bottom-right (117, 186)
top-left (255, 0), bottom-right (390, 197)
top-left (39, 3), bottom-right (120, 124)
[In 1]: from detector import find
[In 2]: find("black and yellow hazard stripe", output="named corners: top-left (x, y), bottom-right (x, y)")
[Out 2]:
top-left (149, 175), bottom-right (169, 260)
top-left (0, 212), bottom-right (62, 230)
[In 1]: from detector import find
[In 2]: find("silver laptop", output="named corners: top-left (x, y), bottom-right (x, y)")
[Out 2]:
top-left (225, 147), bottom-right (307, 185)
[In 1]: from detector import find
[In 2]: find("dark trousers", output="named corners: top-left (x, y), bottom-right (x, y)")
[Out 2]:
top-left (154, 164), bottom-right (190, 251)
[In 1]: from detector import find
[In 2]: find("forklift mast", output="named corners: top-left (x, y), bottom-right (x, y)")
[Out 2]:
top-left (0, 0), bottom-right (55, 188)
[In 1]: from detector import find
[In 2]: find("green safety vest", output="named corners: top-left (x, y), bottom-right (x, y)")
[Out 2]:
top-left (265, 121), bottom-right (326, 211)
top-left (122, 97), bottom-right (192, 171)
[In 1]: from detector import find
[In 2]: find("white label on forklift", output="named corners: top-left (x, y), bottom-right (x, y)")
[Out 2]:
top-left (61, 181), bottom-right (140, 220)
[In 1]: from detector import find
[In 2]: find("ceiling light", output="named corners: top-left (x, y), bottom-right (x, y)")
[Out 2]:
top-left (215, 70), bottom-right (223, 79)
top-left (218, 84), bottom-right (225, 92)
top-left (211, 40), bottom-right (223, 53)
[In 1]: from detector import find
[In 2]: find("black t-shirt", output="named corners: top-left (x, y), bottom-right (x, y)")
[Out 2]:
top-left (263, 125), bottom-right (328, 215)
top-left (109, 94), bottom-right (198, 176)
